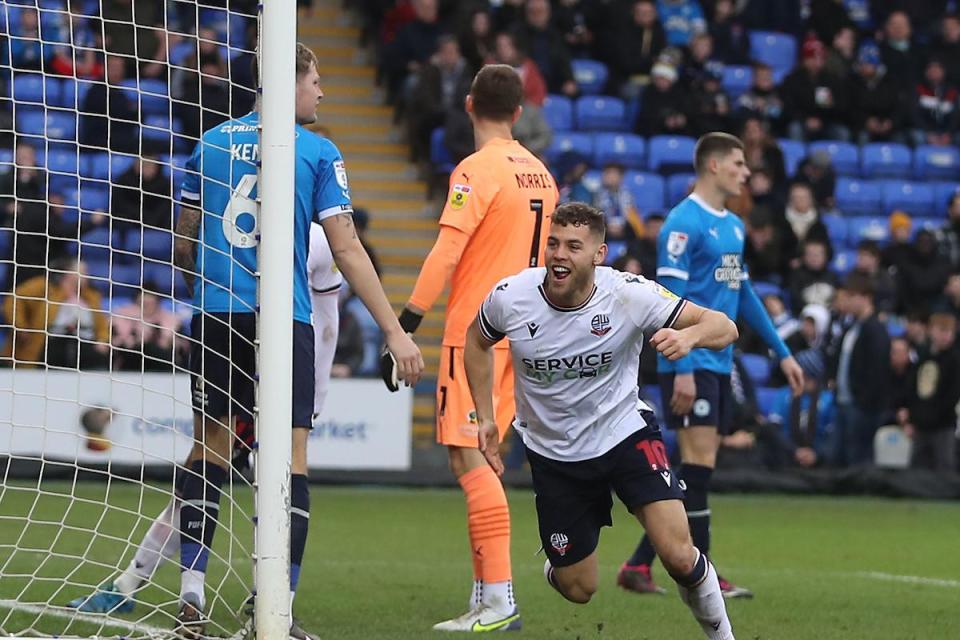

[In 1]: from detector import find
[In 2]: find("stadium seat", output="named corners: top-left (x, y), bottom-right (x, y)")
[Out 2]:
top-left (14, 109), bottom-right (46, 137)
top-left (581, 169), bottom-right (602, 193)
top-left (750, 281), bottom-right (782, 302)
top-left (847, 216), bottom-right (890, 245)
top-left (44, 111), bottom-right (77, 141)
top-left (832, 248), bottom-right (857, 275)
top-left (721, 65), bottom-right (753, 99)
top-left (79, 183), bottom-right (109, 212)
top-left (861, 143), bottom-right (912, 179)
top-left (777, 139), bottom-right (806, 177)
top-left (741, 353), bottom-right (772, 386)
top-left (755, 386), bottom-right (783, 422)
top-left (45, 145), bottom-right (79, 176)
top-left (542, 94), bottom-right (574, 131)
top-left (574, 96), bottom-right (626, 132)
top-left (647, 135), bottom-right (696, 174)
top-left (143, 114), bottom-right (173, 147)
top-left (81, 152), bottom-right (110, 180)
top-left (749, 31), bottom-right (797, 77)
top-left (874, 425), bottom-right (911, 469)
top-left (57, 77), bottom-right (77, 109)
top-left (623, 171), bottom-right (665, 213)
top-left (141, 230), bottom-right (174, 260)
top-left (606, 240), bottom-right (628, 263)
top-left (881, 180), bottom-right (935, 217)
top-left (808, 140), bottom-right (859, 176)
top-left (111, 153), bottom-right (138, 180)
top-left (933, 182), bottom-right (960, 215)
top-left (429, 128), bottom-right (455, 175)
top-left (0, 229), bottom-right (12, 258)
top-left (667, 173), bottom-right (696, 203)
top-left (835, 177), bottom-right (881, 215)
top-left (572, 58), bottom-right (609, 95)
top-left (913, 145), bottom-right (960, 181)
top-left (641, 385), bottom-right (663, 417)
top-left (126, 78), bottom-right (170, 116)
top-left (78, 228), bottom-right (116, 264)
top-left (111, 262), bottom-right (143, 298)
top-left (13, 73), bottom-right (60, 106)
top-left (546, 131), bottom-right (593, 168)
top-left (592, 133), bottom-right (645, 170)
top-left (912, 217), bottom-right (942, 239)
top-left (820, 214), bottom-right (849, 247)
top-left (83, 259), bottom-right (112, 294)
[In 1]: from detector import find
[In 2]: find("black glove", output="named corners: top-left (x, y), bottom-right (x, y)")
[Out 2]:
top-left (379, 309), bottom-right (423, 392)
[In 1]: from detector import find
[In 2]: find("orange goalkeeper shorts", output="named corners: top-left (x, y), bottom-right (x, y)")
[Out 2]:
top-left (436, 345), bottom-right (515, 448)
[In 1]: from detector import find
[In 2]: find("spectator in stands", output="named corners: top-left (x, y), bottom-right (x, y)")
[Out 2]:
top-left (851, 41), bottom-right (906, 144)
top-left (609, 0), bottom-right (667, 97)
top-left (828, 272), bottom-right (891, 467)
top-left (904, 311), bottom-right (929, 352)
top-left (779, 182), bottom-right (832, 265)
top-left (1, 258), bottom-right (110, 370)
top-left (747, 166), bottom-right (786, 217)
top-left (735, 63), bottom-right (786, 133)
top-left (743, 206), bottom-right (787, 284)
top-left (887, 336), bottom-right (916, 426)
top-left (80, 55), bottom-right (140, 154)
top-left (493, 32), bottom-right (547, 107)
top-left (331, 296), bottom-right (366, 378)
top-left (656, 0), bottom-right (706, 48)
top-left (512, 103), bottom-right (553, 161)
top-left (933, 13), bottom-right (960, 85)
top-left (592, 163), bottom-right (644, 243)
top-left (111, 156), bottom-right (173, 235)
top-left (897, 230), bottom-right (952, 316)
top-left (510, 0), bottom-right (577, 97)
top-left (881, 210), bottom-right (914, 272)
top-left (381, 0), bottom-right (442, 106)
top-left (740, 0), bottom-right (804, 37)
top-left (10, 8), bottom-right (47, 72)
top-left (808, 0), bottom-right (854, 47)
top-left (406, 35), bottom-right (473, 164)
top-left (67, 13), bottom-right (105, 80)
top-left (741, 117), bottom-right (786, 192)
top-left (795, 151), bottom-right (836, 211)
top-left (715, 352), bottom-right (772, 470)
top-left (111, 284), bottom-right (183, 371)
top-left (681, 32), bottom-right (720, 88)
top-left (902, 311), bottom-right (960, 472)
top-left (937, 193), bottom-right (960, 271)
top-left (910, 57), bottom-right (959, 147)
top-left (557, 160), bottom-right (594, 204)
top-left (788, 238), bottom-right (838, 314)
top-left (552, 0), bottom-right (598, 58)
top-left (173, 52), bottom-right (233, 144)
top-left (635, 61), bottom-right (691, 135)
top-left (688, 66), bottom-right (731, 134)
top-left (782, 38), bottom-right (851, 142)
top-left (852, 240), bottom-right (897, 316)
top-left (823, 26), bottom-right (857, 84)
top-left (0, 143), bottom-right (62, 287)
top-left (944, 273), bottom-right (960, 321)
top-left (769, 355), bottom-right (835, 469)
top-left (707, 0), bottom-right (750, 64)
top-left (879, 11), bottom-right (925, 93)
top-left (458, 8), bottom-right (495, 72)
top-left (633, 212), bottom-right (662, 279)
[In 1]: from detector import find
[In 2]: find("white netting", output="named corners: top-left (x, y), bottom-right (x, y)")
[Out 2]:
top-left (0, 0), bottom-right (262, 637)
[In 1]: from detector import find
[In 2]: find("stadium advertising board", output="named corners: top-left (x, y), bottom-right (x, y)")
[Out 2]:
top-left (0, 371), bottom-right (412, 471)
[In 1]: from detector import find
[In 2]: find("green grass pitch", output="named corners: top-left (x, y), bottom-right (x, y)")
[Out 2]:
top-left (1, 482), bottom-right (958, 639)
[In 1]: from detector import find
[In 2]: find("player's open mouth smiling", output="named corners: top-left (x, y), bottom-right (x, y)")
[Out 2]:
top-left (551, 265), bottom-right (571, 281)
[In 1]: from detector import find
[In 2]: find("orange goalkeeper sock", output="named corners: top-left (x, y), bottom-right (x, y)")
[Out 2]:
top-left (459, 464), bottom-right (513, 591)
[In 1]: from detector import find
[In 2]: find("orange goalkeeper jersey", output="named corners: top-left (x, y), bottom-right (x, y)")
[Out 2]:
top-left (438, 137), bottom-right (557, 347)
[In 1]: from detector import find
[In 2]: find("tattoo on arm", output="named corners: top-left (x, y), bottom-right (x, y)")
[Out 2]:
top-left (333, 213), bottom-right (357, 240)
top-left (174, 206), bottom-right (201, 296)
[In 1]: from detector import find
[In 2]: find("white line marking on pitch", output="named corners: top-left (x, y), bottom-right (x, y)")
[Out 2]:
top-left (0, 599), bottom-right (170, 635)
top-left (852, 571), bottom-right (960, 589)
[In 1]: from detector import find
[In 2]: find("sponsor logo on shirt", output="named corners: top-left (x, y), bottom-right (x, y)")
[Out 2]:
top-left (449, 183), bottom-right (471, 210)
top-left (521, 352), bottom-right (614, 384)
top-left (714, 253), bottom-right (744, 289)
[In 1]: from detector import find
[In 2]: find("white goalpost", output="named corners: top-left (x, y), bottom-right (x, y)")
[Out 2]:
top-left (0, 0), bottom-right (295, 638)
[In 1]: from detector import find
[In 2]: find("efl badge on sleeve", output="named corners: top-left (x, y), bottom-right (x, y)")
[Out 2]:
top-left (666, 231), bottom-right (688, 256)
top-left (449, 184), bottom-right (471, 210)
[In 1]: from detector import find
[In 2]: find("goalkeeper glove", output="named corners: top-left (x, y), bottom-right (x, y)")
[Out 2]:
top-left (232, 418), bottom-right (256, 472)
top-left (379, 309), bottom-right (422, 392)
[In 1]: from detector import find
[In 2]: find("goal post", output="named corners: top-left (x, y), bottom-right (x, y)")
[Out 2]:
top-left (0, 0), bottom-right (296, 638)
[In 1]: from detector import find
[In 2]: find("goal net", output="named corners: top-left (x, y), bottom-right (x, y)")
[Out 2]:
top-left (0, 0), bottom-right (278, 637)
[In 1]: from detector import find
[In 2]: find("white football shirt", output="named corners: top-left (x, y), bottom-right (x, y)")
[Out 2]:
top-left (478, 266), bottom-right (686, 462)
top-left (308, 222), bottom-right (343, 293)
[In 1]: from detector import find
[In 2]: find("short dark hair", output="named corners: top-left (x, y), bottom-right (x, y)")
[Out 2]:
top-left (694, 132), bottom-right (744, 174)
top-left (857, 239), bottom-right (880, 256)
top-left (252, 42), bottom-right (317, 89)
top-left (552, 201), bottom-right (606, 239)
top-left (470, 64), bottom-right (523, 122)
top-left (844, 272), bottom-right (875, 298)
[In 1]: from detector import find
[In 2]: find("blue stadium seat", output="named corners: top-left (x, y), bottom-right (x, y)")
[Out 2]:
top-left (546, 131), bottom-right (593, 168)
top-left (45, 111), bottom-right (77, 141)
top-left (913, 145), bottom-right (960, 181)
top-left (79, 183), bottom-right (109, 212)
top-left (820, 214), bottom-right (849, 247)
top-left (835, 178), bottom-right (881, 215)
top-left (749, 31), bottom-right (797, 77)
top-left (721, 65), bottom-right (753, 99)
top-left (429, 128), bottom-right (455, 174)
top-left (574, 96), bottom-right (626, 132)
top-left (13, 74), bottom-right (59, 106)
top-left (542, 94), bottom-right (574, 131)
top-left (572, 58), bottom-right (609, 95)
top-left (641, 385), bottom-right (663, 417)
top-left (83, 259), bottom-right (112, 294)
top-left (777, 139), bottom-right (806, 177)
top-left (832, 248), bottom-right (857, 275)
top-left (79, 228), bottom-right (115, 264)
top-left (606, 240), bottom-right (628, 263)
top-left (847, 216), bottom-right (890, 245)
top-left (57, 77), bottom-right (77, 109)
top-left (912, 217), bottom-right (942, 239)
top-left (755, 386), bottom-right (783, 422)
top-left (143, 114), bottom-right (173, 147)
top-left (143, 262), bottom-right (189, 300)
top-left (623, 171), bottom-right (665, 213)
top-left (881, 180), bottom-right (935, 217)
top-left (667, 173), bottom-right (696, 204)
top-left (933, 182), bottom-right (960, 215)
top-left (45, 145), bottom-right (79, 176)
top-left (111, 262), bottom-right (143, 298)
top-left (741, 353), bottom-right (772, 385)
top-left (14, 110), bottom-right (46, 136)
top-left (808, 140), bottom-right (859, 176)
top-left (647, 135), bottom-right (696, 173)
top-left (81, 152), bottom-right (110, 180)
top-left (592, 133), bottom-right (645, 170)
top-left (111, 153), bottom-right (137, 180)
top-left (141, 230), bottom-right (174, 260)
top-left (124, 78), bottom-right (170, 116)
top-left (861, 143), bottom-right (912, 179)
top-left (0, 229), bottom-right (12, 258)
top-left (581, 169), bottom-right (602, 193)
